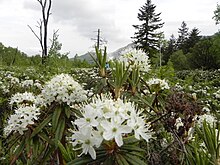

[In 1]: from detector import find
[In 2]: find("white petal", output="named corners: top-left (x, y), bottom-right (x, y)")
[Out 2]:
top-left (89, 146), bottom-right (96, 160)
top-left (134, 131), bottom-right (140, 140)
top-left (103, 131), bottom-right (113, 140)
top-left (115, 134), bottom-right (123, 147)
top-left (120, 125), bottom-right (132, 134)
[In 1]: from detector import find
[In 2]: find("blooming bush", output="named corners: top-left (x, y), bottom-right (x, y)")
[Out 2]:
top-left (0, 54), bottom-right (219, 164)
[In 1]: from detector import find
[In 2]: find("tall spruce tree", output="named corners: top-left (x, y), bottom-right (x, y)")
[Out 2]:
top-left (213, 3), bottom-right (220, 25)
top-left (184, 27), bottom-right (201, 53)
top-left (132, 0), bottom-right (164, 58)
top-left (162, 34), bottom-right (177, 65)
top-left (177, 21), bottom-right (189, 53)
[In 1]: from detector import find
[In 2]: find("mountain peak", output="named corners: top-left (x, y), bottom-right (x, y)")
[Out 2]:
top-left (108, 43), bottom-right (135, 59)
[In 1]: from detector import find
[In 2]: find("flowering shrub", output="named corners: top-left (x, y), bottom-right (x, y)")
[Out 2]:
top-left (0, 55), bottom-right (219, 164)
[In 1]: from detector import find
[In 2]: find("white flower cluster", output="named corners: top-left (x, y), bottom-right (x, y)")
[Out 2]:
top-left (41, 74), bottom-right (87, 106)
top-left (174, 83), bottom-right (183, 91)
top-left (119, 49), bottom-right (151, 72)
top-left (4, 105), bottom-right (40, 136)
top-left (196, 113), bottom-right (217, 127)
top-left (21, 79), bottom-right (34, 88)
top-left (21, 79), bottom-right (42, 89)
top-left (5, 92), bottom-right (41, 136)
top-left (9, 92), bottom-right (37, 107)
top-left (147, 78), bottom-right (170, 90)
top-left (213, 89), bottom-right (220, 99)
top-left (69, 94), bottom-right (153, 160)
top-left (0, 72), bottom-right (20, 94)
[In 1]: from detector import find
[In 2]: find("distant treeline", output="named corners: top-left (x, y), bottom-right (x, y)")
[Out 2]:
top-left (0, 42), bottom-right (93, 68)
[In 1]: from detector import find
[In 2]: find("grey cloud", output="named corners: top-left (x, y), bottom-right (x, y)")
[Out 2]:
top-left (23, 0), bottom-right (41, 11)
top-left (52, 0), bottom-right (125, 43)
top-left (22, 0), bottom-right (131, 45)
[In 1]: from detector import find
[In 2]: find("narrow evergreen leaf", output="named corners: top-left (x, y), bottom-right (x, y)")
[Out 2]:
top-left (124, 153), bottom-right (147, 165)
top-left (52, 106), bottom-right (62, 132)
top-left (57, 140), bottom-right (72, 162)
top-left (116, 154), bottom-right (129, 165)
top-left (31, 114), bottom-right (52, 138)
top-left (55, 117), bottom-right (65, 142)
top-left (10, 138), bottom-right (25, 165)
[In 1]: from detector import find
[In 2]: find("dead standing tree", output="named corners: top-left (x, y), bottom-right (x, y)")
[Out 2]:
top-left (28, 0), bottom-right (52, 64)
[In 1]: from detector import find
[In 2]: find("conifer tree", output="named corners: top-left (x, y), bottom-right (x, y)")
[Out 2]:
top-left (184, 28), bottom-right (201, 53)
top-left (162, 34), bottom-right (177, 65)
top-left (132, 0), bottom-right (164, 58)
top-left (177, 21), bottom-right (189, 53)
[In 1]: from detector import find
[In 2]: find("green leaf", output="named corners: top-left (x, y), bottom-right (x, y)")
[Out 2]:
top-left (52, 106), bottom-right (62, 132)
top-left (136, 94), bottom-right (155, 110)
top-left (101, 47), bottom-right (107, 68)
top-left (55, 117), bottom-right (66, 142)
top-left (89, 51), bottom-right (100, 67)
top-left (10, 138), bottom-right (25, 165)
top-left (124, 153), bottom-right (147, 165)
top-left (38, 132), bottom-right (54, 145)
top-left (40, 146), bottom-right (57, 164)
top-left (116, 154), bottom-right (129, 165)
top-left (67, 152), bottom-right (107, 165)
top-left (123, 135), bottom-right (140, 144)
top-left (121, 145), bottom-right (146, 153)
top-left (57, 140), bottom-right (72, 162)
top-left (31, 114), bottom-right (52, 138)
top-left (128, 151), bottom-right (145, 159)
top-left (65, 106), bottom-right (71, 118)
top-left (67, 156), bottom-right (93, 165)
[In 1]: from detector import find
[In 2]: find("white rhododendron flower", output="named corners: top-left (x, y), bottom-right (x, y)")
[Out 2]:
top-left (101, 120), bottom-right (132, 147)
top-left (41, 73), bottom-right (87, 105)
top-left (147, 78), bottom-right (170, 90)
top-left (69, 127), bottom-right (102, 160)
top-left (213, 89), bottom-right (220, 99)
top-left (4, 105), bottom-right (40, 136)
top-left (21, 79), bottom-right (34, 88)
top-left (174, 117), bottom-right (184, 130)
top-left (69, 94), bottom-right (153, 159)
top-left (9, 92), bottom-right (37, 107)
top-left (196, 114), bottom-right (217, 127)
top-left (119, 49), bottom-right (151, 72)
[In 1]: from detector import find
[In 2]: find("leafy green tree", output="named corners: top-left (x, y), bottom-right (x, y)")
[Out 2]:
top-left (0, 43), bottom-right (31, 66)
top-left (169, 50), bottom-right (189, 70)
top-left (132, 0), bottom-right (164, 58)
top-left (48, 30), bottom-right (62, 58)
top-left (47, 31), bottom-right (71, 68)
top-left (30, 55), bottom-right (42, 65)
top-left (188, 36), bottom-right (220, 69)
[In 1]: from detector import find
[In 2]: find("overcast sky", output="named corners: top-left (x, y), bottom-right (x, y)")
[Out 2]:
top-left (0, 0), bottom-right (219, 57)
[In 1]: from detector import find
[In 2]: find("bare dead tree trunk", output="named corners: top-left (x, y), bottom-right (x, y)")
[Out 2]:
top-left (28, 0), bottom-right (52, 65)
